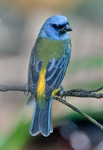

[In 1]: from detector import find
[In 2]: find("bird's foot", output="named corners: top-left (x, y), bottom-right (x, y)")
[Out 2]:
top-left (24, 84), bottom-right (29, 96)
top-left (59, 86), bottom-right (67, 100)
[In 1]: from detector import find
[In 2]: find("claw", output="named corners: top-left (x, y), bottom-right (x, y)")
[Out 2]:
top-left (60, 86), bottom-right (66, 98)
top-left (24, 84), bottom-right (29, 96)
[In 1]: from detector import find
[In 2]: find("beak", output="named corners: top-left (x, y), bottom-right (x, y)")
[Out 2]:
top-left (64, 23), bottom-right (72, 32)
top-left (59, 23), bottom-right (72, 33)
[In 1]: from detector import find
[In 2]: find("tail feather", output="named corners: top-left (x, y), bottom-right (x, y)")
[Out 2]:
top-left (29, 97), bottom-right (53, 137)
top-left (29, 101), bottom-right (39, 136)
top-left (39, 98), bottom-right (52, 136)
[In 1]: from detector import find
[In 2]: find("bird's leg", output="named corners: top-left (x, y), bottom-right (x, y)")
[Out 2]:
top-left (59, 85), bottom-right (67, 100)
top-left (24, 84), bottom-right (29, 96)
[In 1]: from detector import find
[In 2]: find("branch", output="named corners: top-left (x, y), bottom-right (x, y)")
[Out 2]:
top-left (0, 84), bottom-right (103, 130)
top-left (0, 85), bottom-right (26, 92)
top-left (0, 85), bottom-right (103, 98)
top-left (54, 96), bottom-right (103, 130)
top-left (56, 86), bottom-right (103, 98)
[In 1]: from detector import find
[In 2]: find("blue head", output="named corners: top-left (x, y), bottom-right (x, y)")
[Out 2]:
top-left (38, 15), bottom-right (72, 40)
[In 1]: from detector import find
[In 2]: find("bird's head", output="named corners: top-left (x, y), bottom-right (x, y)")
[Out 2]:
top-left (39, 15), bottom-right (72, 40)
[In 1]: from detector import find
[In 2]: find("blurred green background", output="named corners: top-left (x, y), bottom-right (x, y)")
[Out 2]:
top-left (0, 0), bottom-right (103, 149)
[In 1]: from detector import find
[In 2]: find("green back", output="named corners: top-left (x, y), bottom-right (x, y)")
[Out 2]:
top-left (33, 37), bottom-right (71, 68)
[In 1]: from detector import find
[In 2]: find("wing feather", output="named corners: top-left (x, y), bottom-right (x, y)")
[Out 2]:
top-left (45, 44), bottom-right (71, 99)
top-left (28, 51), bottom-right (42, 96)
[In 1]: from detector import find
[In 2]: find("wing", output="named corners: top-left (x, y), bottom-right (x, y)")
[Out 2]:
top-left (28, 51), bottom-right (42, 96)
top-left (45, 44), bottom-right (71, 99)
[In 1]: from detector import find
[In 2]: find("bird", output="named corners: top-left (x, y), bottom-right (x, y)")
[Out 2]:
top-left (27, 15), bottom-right (72, 137)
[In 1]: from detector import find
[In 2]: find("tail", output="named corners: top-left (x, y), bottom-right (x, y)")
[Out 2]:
top-left (29, 97), bottom-right (53, 137)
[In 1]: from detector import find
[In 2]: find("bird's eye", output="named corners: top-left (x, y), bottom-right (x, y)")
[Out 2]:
top-left (52, 23), bottom-right (68, 29)
top-left (52, 24), bottom-right (59, 28)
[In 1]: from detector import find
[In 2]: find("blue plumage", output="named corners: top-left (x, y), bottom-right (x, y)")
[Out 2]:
top-left (29, 98), bottom-right (53, 136)
top-left (27, 15), bottom-right (72, 137)
top-left (39, 15), bottom-right (70, 40)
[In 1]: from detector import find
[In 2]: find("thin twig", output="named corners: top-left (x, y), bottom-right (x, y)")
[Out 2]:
top-left (67, 86), bottom-right (103, 93)
top-left (0, 84), bottom-right (103, 130)
top-left (64, 91), bottom-right (103, 98)
top-left (54, 96), bottom-right (103, 130)
top-left (0, 85), bottom-right (103, 98)
top-left (0, 85), bottom-right (27, 92)
top-left (57, 85), bottom-right (103, 98)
